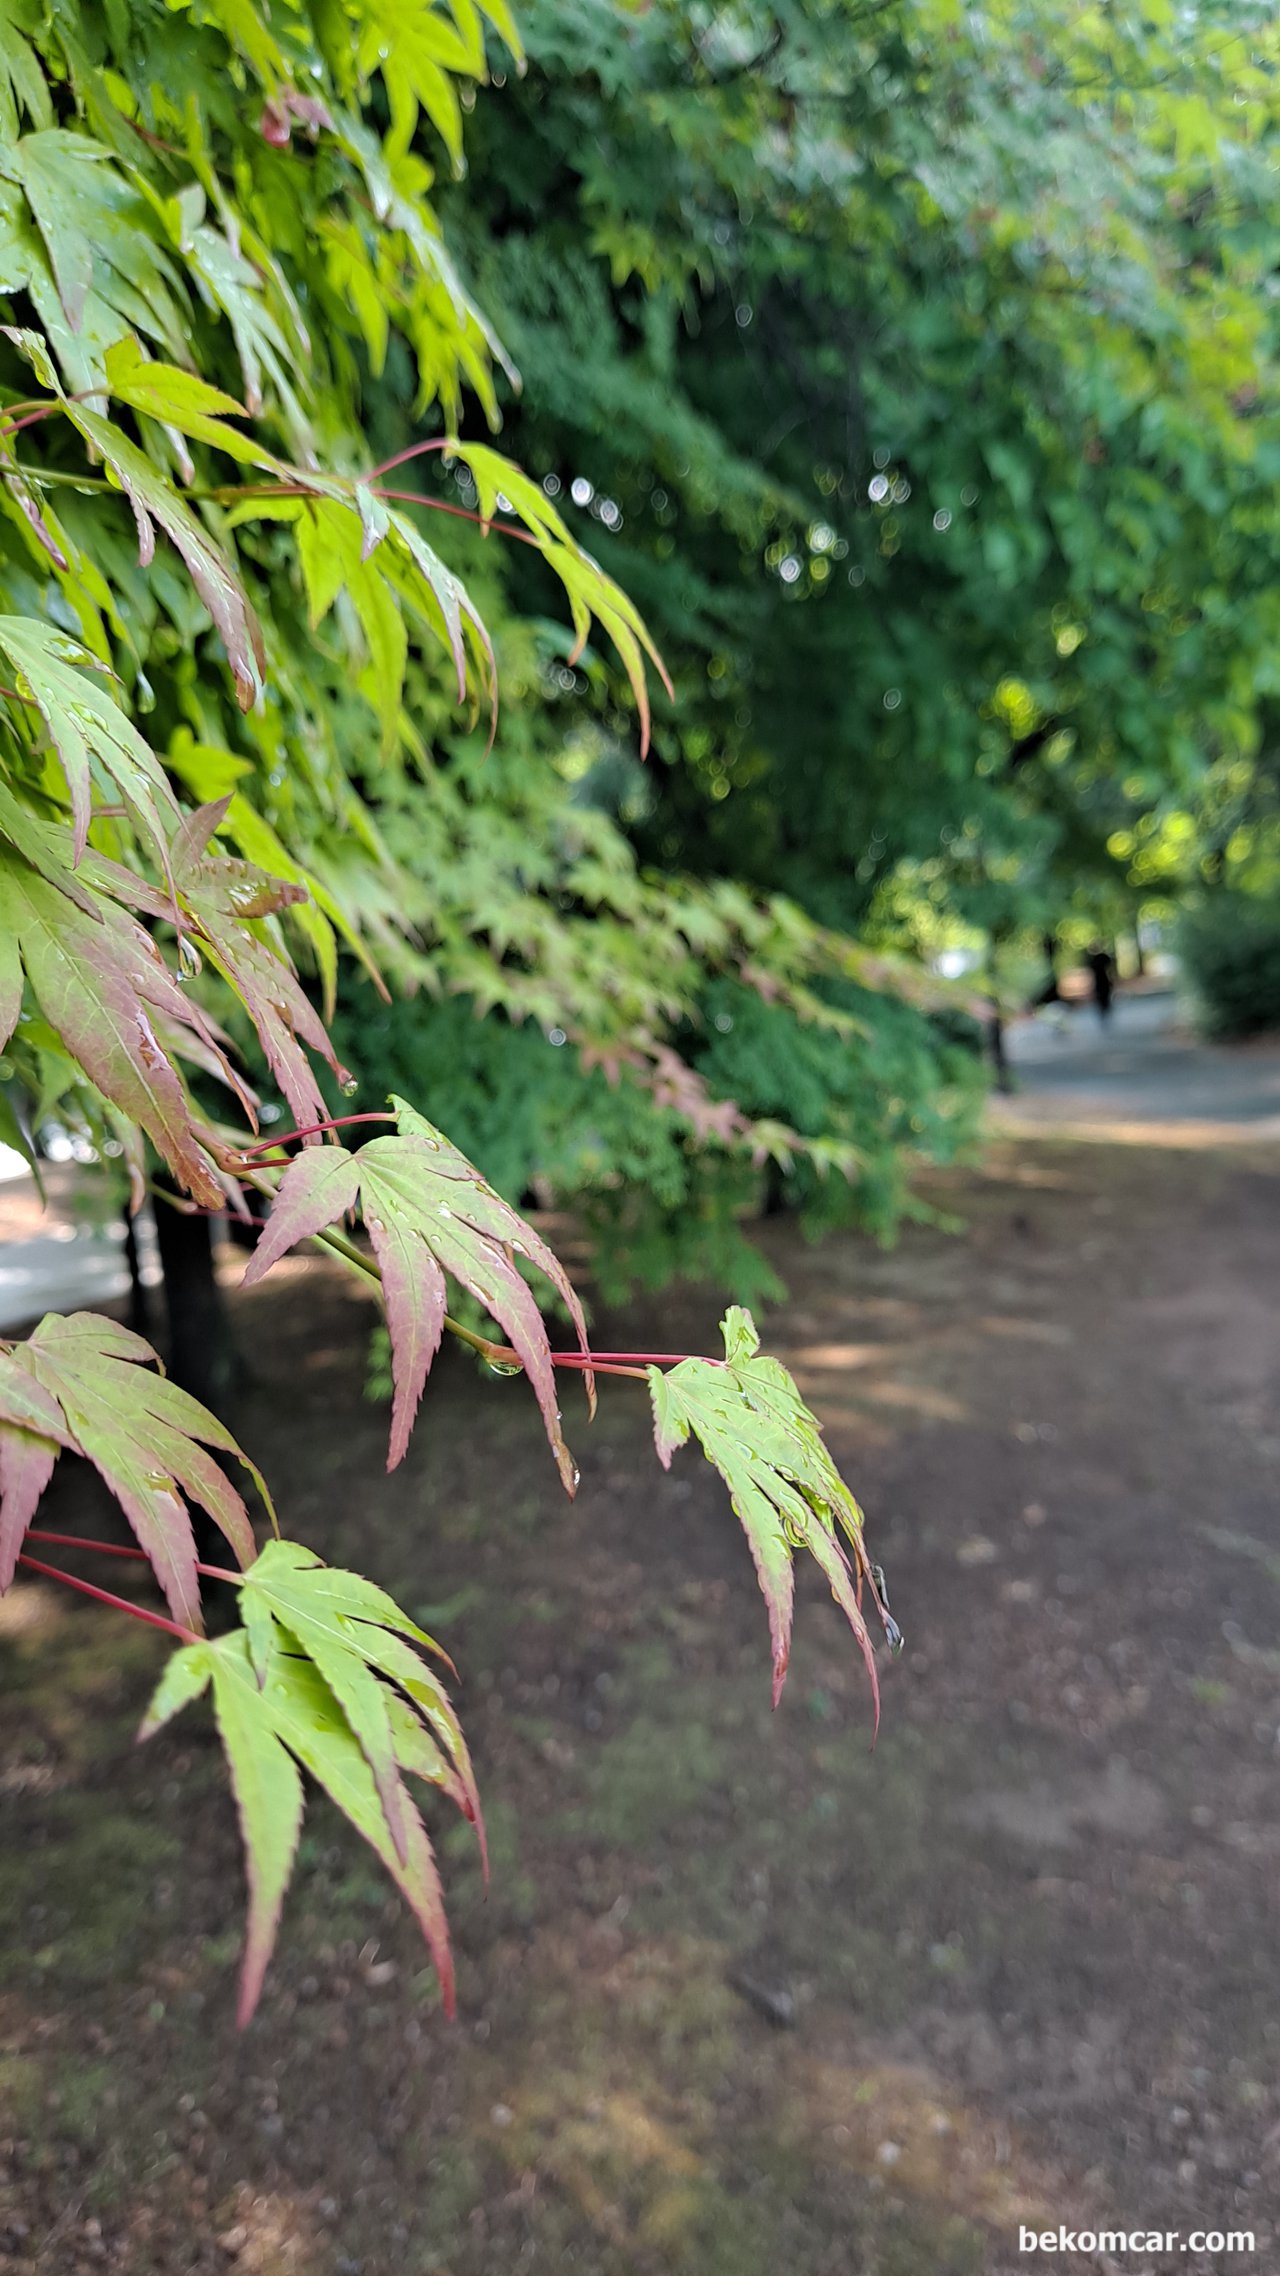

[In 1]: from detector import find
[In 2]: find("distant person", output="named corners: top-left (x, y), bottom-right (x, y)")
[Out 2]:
top-left (1085, 944), bottom-right (1116, 1025)
top-left (1027, 936), bottom-right (1071, 1038)
top-left (1028, 931), bottom-right (1061, 1011)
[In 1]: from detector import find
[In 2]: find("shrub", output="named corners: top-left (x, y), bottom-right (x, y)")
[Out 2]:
top-left (1179, 896), bottom-right (1280, 1038)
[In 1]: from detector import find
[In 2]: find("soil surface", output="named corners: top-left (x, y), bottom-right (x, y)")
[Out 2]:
top-left (2, 1127), bottom-right (1279, 2276)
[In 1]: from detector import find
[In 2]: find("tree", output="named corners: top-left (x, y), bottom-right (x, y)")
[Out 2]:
top-left (0, 0), bottom-right (903, 2025)
top-left (450, 0), bottom-right (1280, 974)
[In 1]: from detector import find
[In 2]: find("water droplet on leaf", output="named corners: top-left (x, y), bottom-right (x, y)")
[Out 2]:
top-left (338, 1074), bottom-right (359, 1098)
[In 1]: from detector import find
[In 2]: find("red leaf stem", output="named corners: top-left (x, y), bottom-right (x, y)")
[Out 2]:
top-left (235, 1113), bottom-right (395, 1159)
top-left (549, 1350), bottom-right (722, 1368)
top-left (0, 402), bottom-right (66, 442)
top-left (372, 488), bottom-right (542, 547)
top-left (25, 1529), bottom-right (243, 1583)
top-left (189, 1210), bottom-right (272, 1225)
top-left (16, 1553), bottom-right (202, 1643)
top-left (365, 438), bottom-right (452, 481)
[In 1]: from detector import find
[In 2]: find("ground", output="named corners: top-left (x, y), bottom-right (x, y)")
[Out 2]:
top-left (2, 1002), bottom-right (1279, 2275)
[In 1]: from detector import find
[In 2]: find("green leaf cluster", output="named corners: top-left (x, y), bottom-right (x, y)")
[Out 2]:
top-left (0, 0), bottom-right (907, 2021)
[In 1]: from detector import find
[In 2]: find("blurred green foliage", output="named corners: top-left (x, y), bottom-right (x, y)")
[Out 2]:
top-left (1179, 897), bottom-right (1280, 1039)
top-left (335, 972), bottom-right (984, 1306)
top-left (446, 0), bottom-right (1280, 982)
top-left (335, 0), bottom-right (1280, 1291)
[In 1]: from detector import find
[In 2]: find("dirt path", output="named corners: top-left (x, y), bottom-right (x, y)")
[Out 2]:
top-left (2, 1133), bottom-right (1279, 2276)
top-left (997, 989), bottom-right (1280, 1144)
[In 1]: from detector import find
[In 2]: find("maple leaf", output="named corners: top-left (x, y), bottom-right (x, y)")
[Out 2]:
top-left (3, 1313), bottom-right (271, 1631)
top-left (0, 616), bottom-right (182, 868)
top-left (171, 802), bottom-right (351, 1133)
top-left (66, 402), bottom-right (265, 708)
top-left (235, 492), bottom-right (496, 744)
top-left (0, 3), bottom-right (52, 145)
top-left (0, 1346), bottom-right (73, 1591)
top-left (102, 338), bottom-right (261, 472)
top-left (0, 836), bottom-right (240, 1207)
top-left (241, 1099), bottom-right (593, 1489)
top-left (140, 1540), bottom-right (479, 2024)
top-left (648, 1308), bottom-right (882, 1722)
top-left (450, 444), bottom-right (672, 754)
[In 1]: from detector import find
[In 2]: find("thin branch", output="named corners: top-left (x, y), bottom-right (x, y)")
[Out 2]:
top-left (312, 1223), bottom-right (384, 1284)
top-left (16, 1553), bottom-right (202, 1644)
top-left (234, 1111), bottom-right (395, 1160)
top-left (25, 1529), bottom-right (243, 1585)
top-left (0, 388), bottom-right (108, 443)
top-left (4, 465), bottom-right (115, 491)
top-left (0, 403), bottom-right (65, 443)
top-left (6, 457), bottom-right (546, 553)
top-left (365, 438), bottom-right (453, 481)
top-left (548, 1349), bottom-right (715, 1368)
top-left (372, 486), bottom-right (543, 547)
top-left (189, 1208), bottom-right (272, 1226)
top-left (234, 1179), bottom-right (705, 1379)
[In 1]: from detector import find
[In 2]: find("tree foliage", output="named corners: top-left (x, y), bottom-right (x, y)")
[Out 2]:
top-left (0, 0), bottom-right (902, 2023)
top-left (453, 0), bottom-right (1280, 969)
top-left (3, 0), bottom-right (1276, 2026)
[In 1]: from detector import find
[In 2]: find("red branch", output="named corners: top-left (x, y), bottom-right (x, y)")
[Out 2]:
top-left (372, 487), bottom-right (543, 547)
top-left (0, 389), bottom-right (106, 443)
top-left (0, 403), bottom-right (64, 443)
top-left (16, 1554), bottom-right (202, 1644)
top-left (25, 1530), bottom-right (242, 1584)
top-left (365, 438), bottom-right (452, 481)
top-left (548, 1350), bottom-right (715, 1368)
top-left (235, 1112), bottom-right (394, 1160)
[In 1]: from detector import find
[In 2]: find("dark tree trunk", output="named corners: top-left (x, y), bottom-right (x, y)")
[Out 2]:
top-left (760, 1158), bottom-right (789, 1218)
top-left (151, 1182), bottom-right (247, 1628)
top-left (122, 1211), bottom-right (152, 1338)
top-left (151, 1181), bottom-right (240, 1410)
top-left (988, 1002), bottom-right (1013, 1094)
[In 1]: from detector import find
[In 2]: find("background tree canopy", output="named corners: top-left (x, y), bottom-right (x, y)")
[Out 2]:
top-left (443, 0), bottom-right (1280, 979)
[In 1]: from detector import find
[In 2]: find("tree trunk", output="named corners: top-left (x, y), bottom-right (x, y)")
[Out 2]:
top-left (122, 1211), bottom-right (152, 1338)
top-left (987, 1004), bottom-right (1013, 1094)
top-left (151, 1182), bottom-right (240, 1411)
top-left (151, 1182), bottom-right (246, 1628)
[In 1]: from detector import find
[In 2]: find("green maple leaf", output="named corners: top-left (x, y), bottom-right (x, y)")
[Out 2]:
top-left (0, 616), bottom-right (182, 869)
top-left (64, 401), bottom-right (265, 709)
top-left (1, 1312), bottom-right (270, 1629)
top-left (140, 1541), bottom-right (479, 2025)
top-left (103, 338), bottom-right (262, 473)
top-left (171, 801), bottom-right (350, 1133)
top-left (236, 493), bottom-right (496, 745)
top-left (180, 208), bottom-right (306, 427)
top-left (0, 1349), bottom-right (72, 1590)
top-left (451, 444), bottom-right (672, 753)
top-left (649, 1308), bottom-right (882, 1721)
top-left (9, 128), bottom-right (186, 355)
top-left (241, 1099), bottom-right (593, 1489)
top-left (0, 835), bottom-right (246, 1208)
top-left (0, 0), bottom-right (52, 146)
